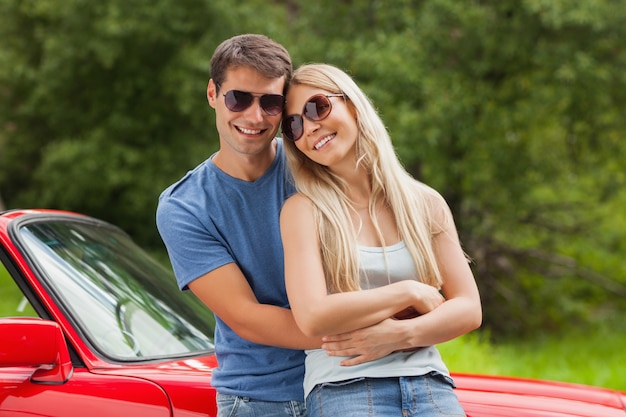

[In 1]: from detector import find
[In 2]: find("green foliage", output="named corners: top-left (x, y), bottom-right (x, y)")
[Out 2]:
top-left (282, 0), bottom-right (626, 339)
top-left (0, 0), bottom-right (286, 243)
top-left (0, 263), bottom-right (37, 317)
top-left (1, 0), bottom-right (625, 340)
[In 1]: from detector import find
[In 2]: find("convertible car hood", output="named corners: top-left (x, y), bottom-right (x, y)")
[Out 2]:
top-left (454, 373), bottom-right (626, 417)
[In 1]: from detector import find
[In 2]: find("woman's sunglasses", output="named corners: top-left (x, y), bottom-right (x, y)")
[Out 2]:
top-left (216, 83), bottom-right (285, 116)
top-left (281, 94), bottom-right (345, 142)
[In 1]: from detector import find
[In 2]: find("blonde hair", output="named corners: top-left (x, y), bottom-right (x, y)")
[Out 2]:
top-left (283, 63), bottom-right (446, 293)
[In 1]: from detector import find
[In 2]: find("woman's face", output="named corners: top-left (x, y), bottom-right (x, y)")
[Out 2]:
top-left (283, 84), bottom-right (358, 169)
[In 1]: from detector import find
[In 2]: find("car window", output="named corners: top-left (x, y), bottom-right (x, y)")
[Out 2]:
top-left (0, 260), bottom-right (37, 318)
top-left (14, 219), bottom-right (215, 361)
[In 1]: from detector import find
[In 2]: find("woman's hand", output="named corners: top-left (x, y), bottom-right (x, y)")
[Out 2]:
top-left (322, 318), bottom-right (411, 366)
top-left (408, 280), bottom-right (445, 315)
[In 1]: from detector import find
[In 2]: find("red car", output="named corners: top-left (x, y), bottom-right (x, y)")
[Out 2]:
top-left (1, 209), bottom-right (624, 416)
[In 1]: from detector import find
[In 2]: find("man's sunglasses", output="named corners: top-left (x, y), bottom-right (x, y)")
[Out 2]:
top-left (216, 83), bottom-right (285, 116)
top-left (281, 94), bottom-right (345, 142)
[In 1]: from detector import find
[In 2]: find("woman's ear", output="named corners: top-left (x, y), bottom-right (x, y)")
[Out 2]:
top-left (348, 100), bottom-right (358, 120)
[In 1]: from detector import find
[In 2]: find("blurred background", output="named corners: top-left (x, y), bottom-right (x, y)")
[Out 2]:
top-left (1, 0), bottom-right (624, 388)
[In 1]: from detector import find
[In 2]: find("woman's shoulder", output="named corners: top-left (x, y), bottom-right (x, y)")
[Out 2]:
top-left (280, 193), bottom-right (319, 238)
top-left (410, 181), bottom-right (446, 207)
top-left (284, 192), bottom-right (312, 207)
top-left (409, 181), bottom-right (452, 232)
top-left (282, 192), bottom-right (315, 218)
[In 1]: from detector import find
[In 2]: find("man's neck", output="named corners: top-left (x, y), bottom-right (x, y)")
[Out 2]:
top-left (212, 139), bottom-right (277, 182)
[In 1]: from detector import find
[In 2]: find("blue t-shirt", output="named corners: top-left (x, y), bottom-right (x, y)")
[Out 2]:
top-left (156, 138), bottom-right (304, 401)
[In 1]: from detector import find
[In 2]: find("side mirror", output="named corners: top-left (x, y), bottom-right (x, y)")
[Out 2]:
top-left (0, 317), bottom-right (73, 384)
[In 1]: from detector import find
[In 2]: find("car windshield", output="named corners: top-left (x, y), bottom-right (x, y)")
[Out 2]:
top-left (16, 218), bottom-right (214, 361)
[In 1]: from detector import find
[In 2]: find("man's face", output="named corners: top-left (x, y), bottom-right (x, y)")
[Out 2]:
top-left (207, 66), bottom-right (285, 159)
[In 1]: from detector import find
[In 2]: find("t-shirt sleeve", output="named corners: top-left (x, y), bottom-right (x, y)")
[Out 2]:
top-left (156, 194), bottom-right (234, 291)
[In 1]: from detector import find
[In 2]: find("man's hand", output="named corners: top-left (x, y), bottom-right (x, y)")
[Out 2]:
top-left (321, 318), bottom-right (417, 366)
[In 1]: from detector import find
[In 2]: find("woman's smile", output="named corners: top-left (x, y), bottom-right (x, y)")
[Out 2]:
top-left (313, 133), bottom-right (336, 150)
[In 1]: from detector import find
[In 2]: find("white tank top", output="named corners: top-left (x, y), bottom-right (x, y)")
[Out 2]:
top-left (302, 241), bottom-right (451, 398)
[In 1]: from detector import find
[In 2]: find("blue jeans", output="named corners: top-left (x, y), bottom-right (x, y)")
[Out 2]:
top-left (306, 373), bottom-right (466, 417)
top-left (216, 393), bottom-right (306, 417)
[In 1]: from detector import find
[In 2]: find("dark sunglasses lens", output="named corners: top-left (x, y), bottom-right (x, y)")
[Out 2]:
top-left (224, 90), bottom-right (253, 112)
top-left (260, 95), bottom-right (285, 116)
top-left (282, 115), bottom-right (304, 142)
top-left (304, 95), bottom-right (332, 121)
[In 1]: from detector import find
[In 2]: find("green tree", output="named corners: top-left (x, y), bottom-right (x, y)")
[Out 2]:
top-left (0, 0), bottom-right (287, 244)
top-left (1, 0), bottom-right (625, 339)
top-left (282, 0), bottom-right (626, 337)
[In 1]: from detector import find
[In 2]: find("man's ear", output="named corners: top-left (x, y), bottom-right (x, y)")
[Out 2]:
top-left (207, 79), bottom-right (217, 109)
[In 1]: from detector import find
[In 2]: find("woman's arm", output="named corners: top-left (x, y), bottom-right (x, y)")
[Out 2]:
top-left (416, 190), bottom-right (483, 343)
top-left (321, 191), bottom-right (482, 365)
top-left (280, 194), bottom-right (444, 337)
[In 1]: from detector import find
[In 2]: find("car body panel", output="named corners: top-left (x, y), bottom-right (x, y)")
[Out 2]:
top-left (1, 366), bottom-right (172, 417)
top-left (1, 209), bottom-right (218, 416)
top-left (0, 209), bottom-right (624, 416)
top-left (454, 373), bottom-right (626, 416)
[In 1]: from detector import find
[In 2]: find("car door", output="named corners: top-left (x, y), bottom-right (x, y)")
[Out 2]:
top-left (1, 362), bottom-right (173, 417)
top-left (0, 261), bottom-right (173, 417)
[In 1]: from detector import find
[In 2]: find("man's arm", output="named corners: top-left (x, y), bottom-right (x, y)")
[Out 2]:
top-left (189, 262), bottom-right (321, 350)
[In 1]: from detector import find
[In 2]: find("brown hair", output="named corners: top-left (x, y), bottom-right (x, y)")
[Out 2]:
top-left (210, 34), bottom-right (292, 94)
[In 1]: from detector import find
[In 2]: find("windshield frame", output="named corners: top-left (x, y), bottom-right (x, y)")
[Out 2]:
top-left (7, 212), bottom-right (215, 363)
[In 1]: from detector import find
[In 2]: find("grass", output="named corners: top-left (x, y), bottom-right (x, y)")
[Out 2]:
top-left (0, 264), bottom-right (38, 317)
top-left (2, 264), bottom-right (624, 392)
top-left (439, 327), bottom-right (626, 392)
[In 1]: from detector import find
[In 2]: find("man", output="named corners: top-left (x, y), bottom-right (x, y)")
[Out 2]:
top-left (157, 34), bottom-right (418, 417)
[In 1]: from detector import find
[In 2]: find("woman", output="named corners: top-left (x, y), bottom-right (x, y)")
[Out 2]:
top-left (280, 63), bottom-right (482, 417)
